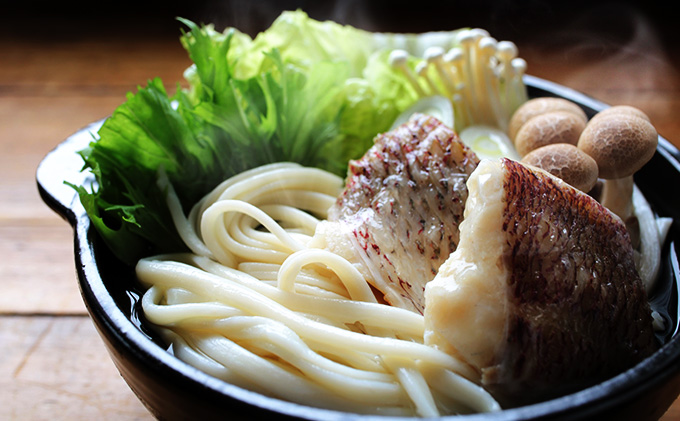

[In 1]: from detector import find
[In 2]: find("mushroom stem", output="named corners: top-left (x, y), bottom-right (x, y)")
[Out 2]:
top-left (444, 48), bottom-right (472, 129)
top-left (449, 93), bottom-right (466, 132)
top-left (600, 176), bottom-right (640, 249)
top-left (496, 41), bottom-right (518, 108)
top-left (457, 30), bottom-right (484, 125)
top-left (389, 50), bottom-right (427, 97)
top-left (415, 62), bottom-right (441, 96)
top-left (425, 46), bottom-right (458, 96)
top-left (475, 36), bottom-right (500, 128)
top-left (600, 176), bottom-right (634, 221)
top-left (509, 58), bottom-right (528, 112)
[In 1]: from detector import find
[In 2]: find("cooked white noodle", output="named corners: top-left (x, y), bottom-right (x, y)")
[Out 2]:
top-left (140, 162), bottom-right (500, 416)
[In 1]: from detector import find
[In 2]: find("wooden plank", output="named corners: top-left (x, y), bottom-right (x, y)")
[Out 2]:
top-left (0, 97), bottom-right (124, 221)
top-left (665, 405), bottom-right (680, 420)
top-left (0, 37), bottom-right (190, 96)
top-left (0, 316), bottom-right (153, 420)
top-left (0, 221), bottom-right (83, 314)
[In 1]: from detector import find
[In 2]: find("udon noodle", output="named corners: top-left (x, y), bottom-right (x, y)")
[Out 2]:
top-left (136, 162), bottom-right (501, 416)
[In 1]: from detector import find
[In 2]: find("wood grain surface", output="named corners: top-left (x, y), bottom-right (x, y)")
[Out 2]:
top-left (2, 2), bottom-right (679, 419)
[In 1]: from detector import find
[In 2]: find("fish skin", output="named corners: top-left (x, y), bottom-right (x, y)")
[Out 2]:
top-left (483, 159), bottom-right (658, 406)
top-left (325, 113), bottom-right (479, 313)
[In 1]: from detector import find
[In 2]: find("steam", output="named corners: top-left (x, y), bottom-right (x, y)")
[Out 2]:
top-left (523, 3), bottom-right (677, 114)
top-left (188, 0), bottom-right (376, 36)
top-left (186, 2), bottom-right (675, 129)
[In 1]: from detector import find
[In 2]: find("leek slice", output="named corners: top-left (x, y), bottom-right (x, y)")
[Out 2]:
top-left (459, 125), bottom-right (520, 161)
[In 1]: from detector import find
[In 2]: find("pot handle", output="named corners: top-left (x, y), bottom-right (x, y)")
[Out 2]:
top-left (36, 120), bottom-right (104, 227)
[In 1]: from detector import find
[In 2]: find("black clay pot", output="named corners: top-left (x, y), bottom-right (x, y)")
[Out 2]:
top-left (37, 76), bottom-right (680, 421)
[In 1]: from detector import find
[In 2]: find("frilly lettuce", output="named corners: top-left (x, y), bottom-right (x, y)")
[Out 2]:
top-left (69, 10), bottom-right (469, 264)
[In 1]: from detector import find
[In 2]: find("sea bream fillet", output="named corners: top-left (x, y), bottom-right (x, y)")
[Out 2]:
top-left (425, 158), bottom-right (658, 406)
top-left (315, 113), bottom-right (479, 313)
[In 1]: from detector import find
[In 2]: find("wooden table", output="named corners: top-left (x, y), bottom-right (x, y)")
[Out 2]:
top-left (2, 3), bottom-right (679, 419)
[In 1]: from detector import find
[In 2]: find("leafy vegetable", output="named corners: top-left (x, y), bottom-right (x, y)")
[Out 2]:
top-left (69, 10), bottom-right (525, 265)
top-left (70, 78), bottom-right (195, 263)
top-left (69, 14), bottom-right (386, 264)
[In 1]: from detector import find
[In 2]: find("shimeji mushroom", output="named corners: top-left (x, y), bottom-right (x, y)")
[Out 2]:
top-left (521, 143), bottom-right (599, 193)
top-left (508, 97), bottom-right (588, 142)
top-left (388, 28), bottom-right (528, 133)
top-left (577, 107), bottom-right (662, 291)
top-left (589, 104), bottom-right (651, 124)
top-left (513, 111), bottom-right (587, 157)
top-left (577, 109), bottom-right (658, 221)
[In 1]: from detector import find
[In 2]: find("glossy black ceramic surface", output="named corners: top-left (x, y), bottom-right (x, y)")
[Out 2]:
top-left (37, 75), bottom-right (680, 420)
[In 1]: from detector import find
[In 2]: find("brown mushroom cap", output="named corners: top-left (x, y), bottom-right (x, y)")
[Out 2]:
top-left (590, 105), bottom-right (650, 124)
top-left (508, 97), bottom-right (588, 141)
top-left (514, 111), bottom-right (587, 157)
top-left (577, 114), bottom-right (657, 179)
top-left (521, 143), bottom-right (599, 192)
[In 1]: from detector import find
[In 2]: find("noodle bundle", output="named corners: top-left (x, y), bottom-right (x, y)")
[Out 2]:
top-left (137, 162), bottom-right (500, 417)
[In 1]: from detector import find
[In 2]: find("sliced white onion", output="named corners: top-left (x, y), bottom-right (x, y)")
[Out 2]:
top-left (633, 184), bottom-right (672, 294)
top-left (458, 125), bottom-right (521, 161)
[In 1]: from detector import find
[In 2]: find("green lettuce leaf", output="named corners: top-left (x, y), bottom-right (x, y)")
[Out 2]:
top-left (227, 10), bottom-right (376, 79)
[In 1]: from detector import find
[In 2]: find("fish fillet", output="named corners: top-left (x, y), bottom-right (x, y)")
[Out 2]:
top-left (425, 158), bottom-right (658, 406)
top-left (315, 113), bottom-right (479, 313)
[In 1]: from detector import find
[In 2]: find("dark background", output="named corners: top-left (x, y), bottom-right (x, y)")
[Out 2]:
top-left (3, 0), bottom-right (679, 54)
